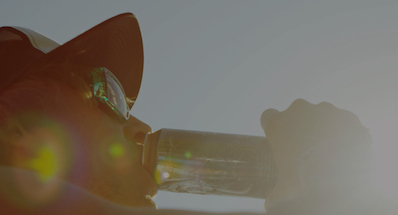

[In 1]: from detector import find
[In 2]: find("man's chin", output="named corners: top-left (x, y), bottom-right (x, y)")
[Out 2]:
top-left (123, 195), bottom-right (157, 209)
top-left (109, 196), bottom-right (157, 210)
top-left (143, 195), bottom-right (157, 209)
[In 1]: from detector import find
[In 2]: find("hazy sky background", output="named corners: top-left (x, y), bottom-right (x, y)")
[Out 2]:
top-left (1, 0), bottom-right (398, 213)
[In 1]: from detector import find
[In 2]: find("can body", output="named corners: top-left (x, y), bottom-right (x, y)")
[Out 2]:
top-left (142, 129), bottom-right (277, 199)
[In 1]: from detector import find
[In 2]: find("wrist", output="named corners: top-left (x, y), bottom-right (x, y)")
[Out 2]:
top-left (265, 163), bottom-right (302, 210)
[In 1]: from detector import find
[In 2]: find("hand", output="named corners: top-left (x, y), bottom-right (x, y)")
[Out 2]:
top-left (261, 99), bottom-right (368, 158)
top-left (260, 99), bottom-right (372, 209)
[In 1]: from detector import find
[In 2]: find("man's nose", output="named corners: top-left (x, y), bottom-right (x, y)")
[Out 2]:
top-left (123, 115), bottom-right (152, 145)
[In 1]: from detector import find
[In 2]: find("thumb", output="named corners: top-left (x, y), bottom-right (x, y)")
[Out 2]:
top-left (261, 108), bottom-right (279, 133)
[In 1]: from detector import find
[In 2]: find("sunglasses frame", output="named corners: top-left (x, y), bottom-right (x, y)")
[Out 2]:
top-left (91, 67), bottom-right (130, 122)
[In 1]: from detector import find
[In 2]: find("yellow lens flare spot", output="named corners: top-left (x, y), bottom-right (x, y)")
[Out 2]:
top-left (109, 143), bottom-right (125, 158)
top-left (27, 145), bottom-right (58, 182)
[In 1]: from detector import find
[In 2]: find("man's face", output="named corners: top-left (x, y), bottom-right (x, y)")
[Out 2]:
top-left (11, 81), bottom-right (157, 208)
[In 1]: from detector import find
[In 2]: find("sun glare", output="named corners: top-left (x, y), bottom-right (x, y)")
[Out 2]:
top-left (28, 145), bottom-right (58, 182)
top-left (369, 114), bottom-right (398, 197)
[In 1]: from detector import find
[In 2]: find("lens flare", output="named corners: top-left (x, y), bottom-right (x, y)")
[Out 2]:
top-left (27, 145), bottom-right (58, 182)
top-left (97, 136), bottom-right (139, 175)
top-left (185, 151), bottom-right (192, 159)
top-left (0, 113), bottom-right (72, 209)
top-left (154, 158), bottom-right (187, 185)
top-left (162, 171), bottom-right (170, 179)
top-left (109, 143), bottom-right (125, 158)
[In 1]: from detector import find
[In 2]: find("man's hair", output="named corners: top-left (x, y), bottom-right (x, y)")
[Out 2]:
top-left (0, 63), bottom-right (99, 166)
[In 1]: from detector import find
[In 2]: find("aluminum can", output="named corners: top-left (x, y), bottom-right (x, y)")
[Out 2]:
top-left (142, 128), bottom-right (277, 199)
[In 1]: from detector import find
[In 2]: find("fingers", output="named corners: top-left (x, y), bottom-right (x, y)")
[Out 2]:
top-left (261, 99), bottom-right (367, 140)
top-left (287, 98), bottom-right (313, 113)
top-left (260, 99), bottom-right (312, 137)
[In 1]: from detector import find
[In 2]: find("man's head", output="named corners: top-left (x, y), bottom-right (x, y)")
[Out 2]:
top-left (0, 13), bottom-right (157, 208)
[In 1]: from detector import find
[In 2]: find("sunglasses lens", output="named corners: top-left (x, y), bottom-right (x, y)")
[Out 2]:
top-left (104, 71), bottom-right (128, 118)
top-left (92, 67), bottom-right (129, 121)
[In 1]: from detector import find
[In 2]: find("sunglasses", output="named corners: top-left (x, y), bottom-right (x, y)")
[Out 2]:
top-left (90, 67), bottom-right (131, 122)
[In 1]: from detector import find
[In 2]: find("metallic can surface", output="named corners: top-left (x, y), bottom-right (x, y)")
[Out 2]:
top-left (142, 129), bottom-right (277, 199)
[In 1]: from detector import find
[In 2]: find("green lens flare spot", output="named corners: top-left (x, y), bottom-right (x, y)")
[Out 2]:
top-left (28, 145), bottom-right (58, 182)
top-left (109, 143), bottom-right (125, 158)
top-left (185, 151), bottom-right (192, 159)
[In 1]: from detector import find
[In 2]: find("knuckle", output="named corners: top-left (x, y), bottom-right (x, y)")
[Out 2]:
top-left (288, 98), bottom-right (311, 111)
top-left (316, 101), bottom-right (336, 110)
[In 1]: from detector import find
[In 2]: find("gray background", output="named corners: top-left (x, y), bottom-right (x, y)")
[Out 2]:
top-left (1, 0), bottom-right (398, 212)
